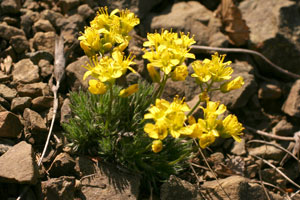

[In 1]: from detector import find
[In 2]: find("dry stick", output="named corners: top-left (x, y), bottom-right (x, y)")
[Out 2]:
top-left (190, 45), bottom-right (300, 80)
top-left (195, 140), bottom-right (232, 200)
top-left (251, 154), bottom-right (300, 189)
top-left (245, 125), bottom-right (295, 141)
top-left (247, 140), bottom-right (300, 164)
top-left (258, 161), bottom-right (272, 200)
top-left (189, 162), bottom-right (202, 185)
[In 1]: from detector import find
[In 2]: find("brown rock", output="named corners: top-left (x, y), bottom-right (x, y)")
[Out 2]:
top-left (40, 9), bottom-right (63, 29)
top-left (76, 157), bottom-right (140, 200)
top-left (0, 111), bottom-right (23, 138)
top-left (77, 4), bottom-right (94, 20)
top-left (0, 97), bottom-right (10, 110)
top-left (11, 96), bottom-right (32, 113)
top-left (282, 79), bottom-right (300, 117)
top-left (20, 9), bottom-right (40, 38)
top-left (41, 176), bottom-right (76, 200)
top-left (161, 175), bottom-right (199, 200)
top-left (65, 56), bottom-right (89, 91)
top-left (0, 84), bottom-right (17, 101)
top-left (59, 0), bottom-right (80, 14)
top-left (248, 142), bottom-right (284, 161)
top-left (1, 0), bottom-right (21, 14)
top-left (23, 108), bottom-right (47, 132)
top-left (0, 23), bottom-right (25, 41)
top-left (0, 141), bottom-right (39, 184)
top-left (32, 32), bottom-right (56, 55)
top-left (38, 59), bottom-right (53, 78)
top-left (47, 153), bottom-right (76, 177)
top-left (272, 119), bottom-right (295, 136)
top-left (31, 96), bottom-right (53, 111)
top-left (201, 176), bottom-right (282, 200)
top-left (17, 82), bottom-right (50, 98)
top-left (9, 35), bottom-right (29, 54)
top-left (12, 59), bottom-right (40, 83)
top-left (32, 19), bottom-right (55, 33)
top-left (258, 82), bottom-right (282, 99)
top-left (60, 98), bottom-right (71, 124)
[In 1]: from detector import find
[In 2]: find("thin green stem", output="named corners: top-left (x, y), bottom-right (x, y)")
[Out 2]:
top-left (105, 82), bottom-right (114, 132)
top-left (187, 99), bottom-right (202, 118)
top-left (157, 74), bottom-right (168, 99)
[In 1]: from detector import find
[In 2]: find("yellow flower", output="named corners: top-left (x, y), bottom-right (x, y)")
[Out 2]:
top-left (209, 53), bottom-right (233, 82)
top-left (119, 84), bottom-right (139, 97)
top-left (220, 76), bottom-right (244, 93)
top-left (143, 30), bottom-right (195, 75)
top-left (220, 114), bottom-right (244, 142)
top-left (152, 140), bottom-right (163, 153)
top-left (199, 132), bottom-right (216, 149)
top-left (200, 101), bottom-right (226, 119)
top-left (147, 64), bottom-right (161, 83)
top-left (78, 27), bottom-right (102, 57)
top-left (171, 65), bottom-right (188, 81)
top-left (119, 9), bottom-right (140, 35)
top-left (144, 123), bottom-right (168, 140)
top-left (144, 99), bottom-right (170, 122)
top-left (88, 79), bottom-right (107, 94)
top-left (82, 50), bottom-right (136, 83)
top-left (191, 60), bottom-right (211, 82)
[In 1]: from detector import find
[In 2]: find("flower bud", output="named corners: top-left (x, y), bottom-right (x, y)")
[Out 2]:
top-left (147, 64), bottom-right (161, 83)
top-left (119, 84), bottom-right (139, 98)
top-left (220, 76), bottom-right (244, 93)
top-left (152, 140), bottom-right (163, 153)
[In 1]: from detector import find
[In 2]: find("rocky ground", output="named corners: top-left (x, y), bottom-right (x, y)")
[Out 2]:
top-left (1, 0), bottom-right (300, 199)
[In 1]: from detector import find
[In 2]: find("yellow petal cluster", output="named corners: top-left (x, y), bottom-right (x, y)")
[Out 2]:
top-left (152, 140), bottom-right (163, 153)
top-left (144, 96), bottom-right (190, 140)
top-left (83, 51), bottom-right (136, 84)
top-left (143, 30), bottom-right (195, 75)
top-left (183, 100), bottom-right (243, 148)
top-left (191, 52), bottom-right (233, 83)
top-left (220, 76), bottom-right (244, 93)
top-left (79, 7), bottom-right (139, 56)
top-left (88, 79), bottom-right (107, 94)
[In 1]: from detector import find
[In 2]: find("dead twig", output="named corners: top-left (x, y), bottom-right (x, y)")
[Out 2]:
top-left (250, 154), bottom-right (300, 189)
top-left (245, 125), bottom-right (295, 141)
top-left (190, 45), bottom-right (300, 80)
top-left (247, 140), bottom-right (300, 165)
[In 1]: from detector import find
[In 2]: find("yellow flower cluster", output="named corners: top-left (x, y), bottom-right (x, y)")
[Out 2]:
top-left (143, 30), bottom-right (195, 79)
top-left (79, 7), bottom-right (140, 56)
top-left (191, 52), bottom-right (244, 92)
top-left (144, 96), bottom-right (190, 141)
top-left (79, 7), bottom-right (139, 96)
top-left (145, 99), bottom-right (244, 152)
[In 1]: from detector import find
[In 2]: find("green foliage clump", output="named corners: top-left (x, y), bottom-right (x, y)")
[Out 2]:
top-left (63, 82), bottom-right (193, 189)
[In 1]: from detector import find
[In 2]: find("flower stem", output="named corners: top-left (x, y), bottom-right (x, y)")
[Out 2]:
top-left (157, 74), bottom-right (168, 99)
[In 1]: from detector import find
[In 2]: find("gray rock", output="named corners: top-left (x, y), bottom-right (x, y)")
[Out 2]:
top-left (17, 82), bottom-right (50, 98)
top-left (31, 96), bottom-right (53, 111)
top-left (100, 0), bottom-right (162, 19)
top-left (32, 19), bottom-right (55, 34)
top-left (47, 153), bottom-right (76, 177)
top-left (41, 176), bottom-right (76, 200)
top-left (75, 156), bottom-right (140, 200)
top-left (9, 35), bottom-right (29, 54)
top-left (272, 119), bottom-right (295, 136)
top-left (60, 98), bottom-right (71, 124)
top-left (282, 79), bottom-right (300, 117)
top-left (60, 14), bottom-right (85, 35)
top-left (161, 79), bottom-right (185, 102)
top-left (1, 0), bottom-right (21, 14)
top-left (77, 4), bottom-right (95, 20)
top-left (65, 56), bottom-right (89, 91)
top-left (32, 31), bottom-right (56, 55)
top-left (161, 175), bottom-right (199, 200)
top-left (0, 111), bottom-right (23, 138)
top-left (0, 141), bottom-right (39, 184)
top-left (12, 59), bottom-right (40, 84)
top-left (248, 142), bottom-right (284, 161)
top-left (0, 23), bottom-right (25, 41)
top-left (240, 0), bottom-right (300, 75)
top-left (11, 97), bottom-right (32, 113)
top-left (211, 61), bottom-right (257, 109)
top-left (231, 139), bottom-right (246, 156)
top-left (23, 108), bottom-right (47, 132)
top-left (0, 84), bottom-right (17, 101)
top-left (150, 1), bottom-right (228, 47)
top-left (201, 176), bottom-right (282, 200)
